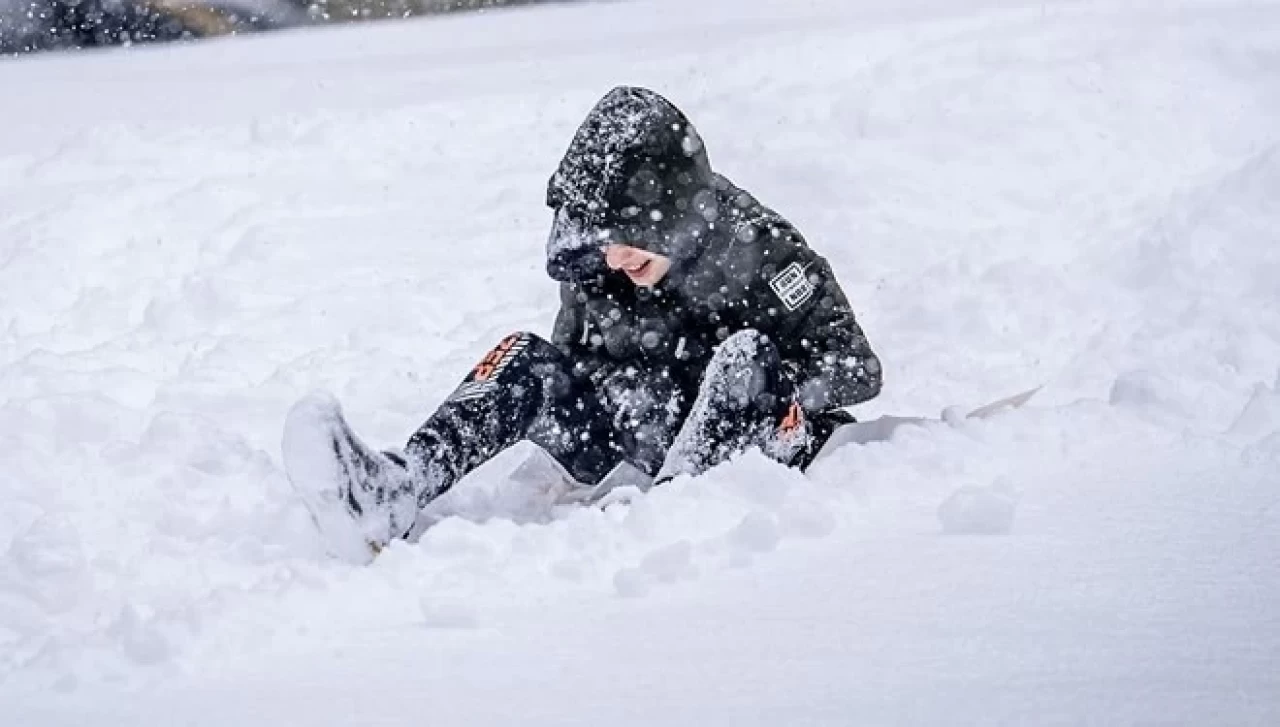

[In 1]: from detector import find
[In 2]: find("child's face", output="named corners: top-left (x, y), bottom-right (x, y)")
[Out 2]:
top-left (604, 244), bottom-right (672, 288)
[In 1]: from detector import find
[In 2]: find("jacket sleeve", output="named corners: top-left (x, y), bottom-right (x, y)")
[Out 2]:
top-left (754, 237), bottom-right (882, 413)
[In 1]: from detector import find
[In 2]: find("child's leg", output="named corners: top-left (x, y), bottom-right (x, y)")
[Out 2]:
top-left (656, 329), bottom-right (810, 482)
top-left (405, 332), bottom-right (622, 506)
top-left (285, 332), bottom-right (622, 562)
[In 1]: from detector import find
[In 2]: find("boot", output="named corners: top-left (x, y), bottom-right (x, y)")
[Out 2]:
top-left (282, 391), bottom-right (420, 564)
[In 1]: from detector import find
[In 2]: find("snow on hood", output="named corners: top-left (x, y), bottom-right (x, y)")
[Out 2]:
top-left (545, 86), bottom-right (716, 283)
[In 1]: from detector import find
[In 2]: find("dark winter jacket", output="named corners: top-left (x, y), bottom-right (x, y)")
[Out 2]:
top-left (546, 87), bottom-right (881, 415)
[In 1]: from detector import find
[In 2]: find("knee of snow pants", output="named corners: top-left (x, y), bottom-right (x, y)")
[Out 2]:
top-left (404, 332), bottom-right (623, 505)
top-left (656, 329), bottom-right (802, 481)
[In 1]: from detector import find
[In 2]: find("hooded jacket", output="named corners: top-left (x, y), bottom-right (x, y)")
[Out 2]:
top-left (546, 87), bottom-right (881, 414)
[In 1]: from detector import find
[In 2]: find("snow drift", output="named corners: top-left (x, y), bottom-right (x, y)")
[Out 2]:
top-left (2, 0), bottom-right (1279, 723)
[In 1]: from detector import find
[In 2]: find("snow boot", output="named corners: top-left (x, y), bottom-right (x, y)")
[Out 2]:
top-left (282, 391), bottom-right (420, 564)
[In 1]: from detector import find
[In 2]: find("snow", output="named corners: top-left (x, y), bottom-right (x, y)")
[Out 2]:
top-left (3, 0), bottom-right (1280, 723)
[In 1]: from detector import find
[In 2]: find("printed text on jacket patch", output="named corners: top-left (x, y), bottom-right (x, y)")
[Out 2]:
top-left (769, 262), bottom-right (816, 311)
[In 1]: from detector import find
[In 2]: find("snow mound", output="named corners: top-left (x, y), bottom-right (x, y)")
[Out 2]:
top-left (3, 0), bottom-right (1280, 724)
top-left (937, 479), bottom-right (1020, 535)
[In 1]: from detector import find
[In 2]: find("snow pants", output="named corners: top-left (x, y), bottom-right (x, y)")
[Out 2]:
top-left (402, 330), bottom-right (846, 507)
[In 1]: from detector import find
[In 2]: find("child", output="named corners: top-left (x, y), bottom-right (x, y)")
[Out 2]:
top-left (283, 86), bottom-right (881, 562)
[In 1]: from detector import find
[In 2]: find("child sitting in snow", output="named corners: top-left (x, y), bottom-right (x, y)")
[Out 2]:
top-left (283, 86), bottom-right (882, 562)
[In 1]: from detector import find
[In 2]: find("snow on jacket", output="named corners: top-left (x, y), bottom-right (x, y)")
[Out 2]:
top-left (545, 86), bottom-right (881, 414)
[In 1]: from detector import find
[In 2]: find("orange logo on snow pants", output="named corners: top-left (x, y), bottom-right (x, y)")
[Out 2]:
top-left (449, 332), bottom-right (531, 403)
top-left (471, 333), bottom-right (523, 382)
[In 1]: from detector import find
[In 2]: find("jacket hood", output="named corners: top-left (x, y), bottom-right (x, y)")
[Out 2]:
top-left (546, 86), bottom-right (717, 283)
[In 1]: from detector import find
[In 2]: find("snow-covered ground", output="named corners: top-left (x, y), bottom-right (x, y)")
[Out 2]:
top-left (3, 0), bottom-right (1280, 723)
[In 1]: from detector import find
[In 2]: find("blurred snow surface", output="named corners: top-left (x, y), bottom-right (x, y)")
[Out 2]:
top-left (3, 0), bottom-right (1280, 723)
